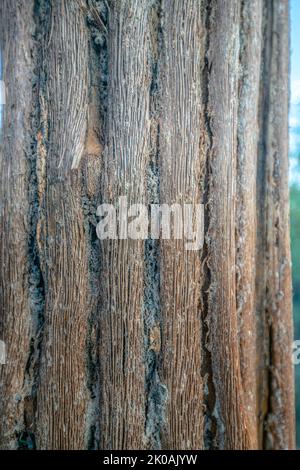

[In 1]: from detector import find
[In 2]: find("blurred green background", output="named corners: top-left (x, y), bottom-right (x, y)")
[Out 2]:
top-left (291, 180), bottom-right (300, 448)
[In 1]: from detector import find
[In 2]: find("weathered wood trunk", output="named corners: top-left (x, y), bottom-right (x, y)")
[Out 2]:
top-left (0, 0), bottom-right (295, 450)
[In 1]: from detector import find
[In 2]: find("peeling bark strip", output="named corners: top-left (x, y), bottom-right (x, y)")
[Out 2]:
top-left (236, 0), bottom-right (263, 450)
top-left (158, 0), bottom-right (204, 450)
top-left (0, 0), bottom-right (295, 450)
top-left (98, 0), bottom-right (151, 449)
top-left (0, 0), bottom-right (35, 449)
top-left (205, 0), bottom-right (251, 449)
top-left (35, 1), bottom-right (90, 449)
top-left (256, 0), bottom-right (295, 450)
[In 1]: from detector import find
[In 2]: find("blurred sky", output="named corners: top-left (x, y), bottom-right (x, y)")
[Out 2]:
top-left (290, 0), bottom-right (300, 184)
top-left (291, 0), bottom-right (300, 86)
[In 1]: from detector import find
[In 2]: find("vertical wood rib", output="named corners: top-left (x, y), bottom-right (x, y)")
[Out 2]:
top-left (206, 0), bottom-right (251, 449)
top-left (99, 0), bottom-right (151, 449)
top-left (35, 0), bottom-right (90, 449)
top-left (158, 0), bottom-right (204, 449)
top-left (236, 0), bottom-right (263, 449)
top-left (256, 0), bottom-right (295, 450)
top-left (0, 0), bottom-right (35, 449)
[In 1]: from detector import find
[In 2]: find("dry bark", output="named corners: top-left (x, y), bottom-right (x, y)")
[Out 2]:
top-left (98, 0), bottom-right (151, 449)
top-left (256, 0), bottom-right (295, 450)
top-left (34, 1), bottom-right (90, 449)
top-left (0, 0), bottom-right (295, 450)
top-left (158, 0), bottom-right (204, 450)
top-left (0, 0), bottom-right (36, 450)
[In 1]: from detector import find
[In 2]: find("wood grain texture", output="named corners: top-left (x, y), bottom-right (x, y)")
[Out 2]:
top-left (0, 0), bottom-right (295, 450)
top-left (256, 0), bottom-right (295, 450)
top-left (204, 0), bottom-right (251, 449)
top-left (236, 0), bottom-right (263, 449)
top-left (158, 0), bottom-right (204, 450)
top-left (35, 0), bottom-right (90, 449)
top-left (98, 0), bottom-right (151, 449)
top-left (0, 0), bottom-right (35, 449)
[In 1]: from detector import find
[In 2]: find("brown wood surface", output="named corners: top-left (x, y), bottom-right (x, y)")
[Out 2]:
top-left (0, 0), bottom-right (295, 450)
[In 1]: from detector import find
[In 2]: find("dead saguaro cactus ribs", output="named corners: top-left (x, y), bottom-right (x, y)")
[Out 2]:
top-left (0, 0), bottom-right (294, 450)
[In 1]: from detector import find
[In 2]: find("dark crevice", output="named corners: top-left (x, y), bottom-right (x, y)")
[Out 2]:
top-left (143, 0), bottom-right (167, 450)
top-left (83, 182), bottom-right (102, 449)
top-left (84, 210), bottom-right (101, 450)
top-left (200, 0), bottom-right (217, 450)
top-left (87, 0), bottom-right (109, 144)
top-left (84, 0), bottom-right (109, 450)
top-left (143, 238), bottom-right (167, 450)
top-left (19, 0), bottom-right (51, 450)
top-left (264, 319), bottom-right (274, 449)
top-left (258, 0), bottom-right (275, 450)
